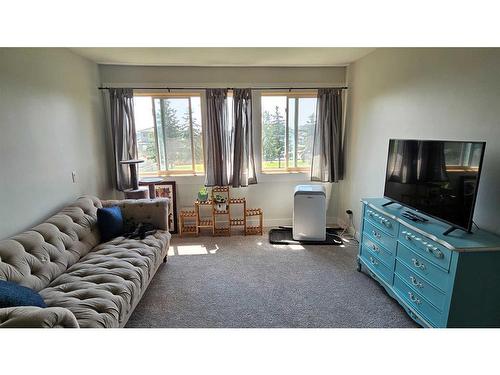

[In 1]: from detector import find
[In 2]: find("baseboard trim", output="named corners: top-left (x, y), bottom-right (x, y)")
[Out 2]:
top-left (257, 217), bottom-right (342, 228)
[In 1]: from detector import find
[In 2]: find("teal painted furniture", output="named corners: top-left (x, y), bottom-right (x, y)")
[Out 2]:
top-left (358, 198), bottom-right (500, 327)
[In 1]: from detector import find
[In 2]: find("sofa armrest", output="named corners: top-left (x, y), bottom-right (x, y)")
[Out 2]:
top-left (0, 306), bottom-right (79, 328)
top-left (101, 198), bottom-right (170, 231)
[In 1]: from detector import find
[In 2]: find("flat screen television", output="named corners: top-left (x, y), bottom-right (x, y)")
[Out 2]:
top-left (384, 139), bottom-right (486, 234)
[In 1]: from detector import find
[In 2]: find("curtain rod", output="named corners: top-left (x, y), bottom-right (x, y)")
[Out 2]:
top-left (98, 86), bottom-right (348, 91)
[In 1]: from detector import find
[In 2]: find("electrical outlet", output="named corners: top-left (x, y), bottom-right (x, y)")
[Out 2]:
top-left (71, 171), bottom-right (77, 183)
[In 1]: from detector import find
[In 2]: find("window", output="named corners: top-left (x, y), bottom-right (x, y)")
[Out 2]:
top-left (444, 142), bottom-right (483, 169)
top-left (134, 93), bottom-right (204, 176)
top-left (261, 92), bottom-right (317, 172)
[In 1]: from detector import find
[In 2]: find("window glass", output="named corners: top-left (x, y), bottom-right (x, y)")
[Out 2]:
top-left (444, 143), bottom-right (463, 166)
top-left (297, 97), bottom-right (316, 168)
top-left (469, 143), bottom-right (483, 167)
top-left (191, 96), bottom-right (204, 173)
top-left (134, 94), bottom-right (204, 175)
top-left (287, 98), bottom-right (296, 168)
top-left (261, 96), bottom-right (287, 170)
top-left (261, 93), bottom-right (316, 172)
top-left (134, 97), bottom-right (157, 173)
top-left (445, 142), bottom-right (483, 168)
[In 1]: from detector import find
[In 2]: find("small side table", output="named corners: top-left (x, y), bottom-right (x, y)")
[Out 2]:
top-left (120, 159), bottom-right (144, 190)
top-left (120, 159), bottom-right (149, 199)
top-left (123, 187), bottom-right (149, 199)
top-left (179, 208), bottom-right (198, 237)
top-left (139, 177), bottom-right (164, 198)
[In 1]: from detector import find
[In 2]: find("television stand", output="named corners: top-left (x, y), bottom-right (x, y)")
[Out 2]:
top-left (443, 225), bottom-right (460, 236)
top-left (359, 198), bottom-right (500, 328)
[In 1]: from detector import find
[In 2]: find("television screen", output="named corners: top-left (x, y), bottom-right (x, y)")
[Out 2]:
top-left (384, 139), bottom-right (486, 232)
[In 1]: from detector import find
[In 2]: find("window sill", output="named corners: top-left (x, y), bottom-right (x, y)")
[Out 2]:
top-left (140, 173), bottom-right (205, 178)
top-left (260, 170), bottom-right (309, 175)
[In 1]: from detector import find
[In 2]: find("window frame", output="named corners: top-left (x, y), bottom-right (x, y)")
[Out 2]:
top-left (134, 91), bottom-right (205, 177)
top-left (260, 90), bottom-right (317, 174)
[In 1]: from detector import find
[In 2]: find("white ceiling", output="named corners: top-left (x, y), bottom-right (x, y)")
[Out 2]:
top-left (70, 48), bottom-right (375, 67)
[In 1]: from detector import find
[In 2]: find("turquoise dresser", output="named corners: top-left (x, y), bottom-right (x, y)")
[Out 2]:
top-left (358, 198), bottom-right (500, 327)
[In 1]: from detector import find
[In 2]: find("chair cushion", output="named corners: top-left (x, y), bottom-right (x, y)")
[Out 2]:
top-left (0, 280), bottom-right (47, 308)
top-left (97, 206), bottom-right (124, 242)
top-left (39, 230), bottom-right (170, 328)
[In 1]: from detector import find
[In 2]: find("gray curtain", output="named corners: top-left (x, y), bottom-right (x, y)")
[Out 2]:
top-left (204, 89), bottom-right (230, 186)
top-left (388, 140), bottom-right (418, 184)
top-left (310, 88), bottom-right (344, 182)
top-left (417, 141), bottom-right (449, 183)
top-left (388, 140), bottom-right (449, 184)
top-left (231, 89), bottom-right (257, 187)
top-left (109, 88), bottom-right (137, 191)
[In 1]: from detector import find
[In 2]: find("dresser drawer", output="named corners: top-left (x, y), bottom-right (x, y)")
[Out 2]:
top-left (397, 242), bottom-right (450, 292)
top-left (365, 207), bottom-right (398, 236)
top-left (360, 245), bottom-right (393, 285)
top-left (395, 260), bottom-right (446, 311)
top-left (363, 235), bottom-right (394, 268)
top-left (399, 227), bottom-right (452, 271)
top-left (363, 221), bottom-right (397, 251)
top-left (394, 275), bottom-right (443, 327)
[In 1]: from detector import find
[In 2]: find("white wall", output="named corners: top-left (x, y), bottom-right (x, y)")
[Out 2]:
top-left (99, 65), bottom-right (347, 227)
top-left (0, 48), bottom-right (113, 239)
top-left (337, 48), bottom-right (500, 235)
top-left (99, 65), bottom-right (346, 89)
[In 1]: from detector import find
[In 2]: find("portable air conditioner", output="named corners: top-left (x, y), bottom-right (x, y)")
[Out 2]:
top-left (293, 185), bottom-right (326, 241)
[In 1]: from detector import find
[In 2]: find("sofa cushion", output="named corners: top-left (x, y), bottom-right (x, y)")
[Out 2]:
top-left (102, 199), bottom-right (170, 231)
top-left (39, 230), bottom-right (170, 328)
top-left (97, 206), bottom-right (124, 242)
top-left (0, 280), bottom-right (47, 308)
top-left (0, 196), bottom-right (102, 291)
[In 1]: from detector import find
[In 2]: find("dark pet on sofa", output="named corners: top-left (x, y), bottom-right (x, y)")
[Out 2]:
top-left (125, 222), bottom-right (157, 240)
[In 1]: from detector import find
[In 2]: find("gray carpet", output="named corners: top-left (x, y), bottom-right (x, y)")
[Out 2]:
top-left (126, 230), bottom-right (418, 328)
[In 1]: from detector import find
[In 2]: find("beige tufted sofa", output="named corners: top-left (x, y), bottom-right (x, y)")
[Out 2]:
top-left (0, 196), bottom-right (171, 328)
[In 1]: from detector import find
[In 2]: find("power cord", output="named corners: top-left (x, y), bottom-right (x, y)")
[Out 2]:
top-left (473, 220), bottom-right (481, 231)
top-left (340, 210), bottom-right (359, 244)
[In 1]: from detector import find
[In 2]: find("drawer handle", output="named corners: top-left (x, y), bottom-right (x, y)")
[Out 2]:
top-left (411, 258), bottom-right (426, 271)
top-left (409, 276), bottom-right (423, 288)
top-left (369, 256), bottom-right (378, 266)
top-left (369, 210), bottom-right (392, 228)
top-left (423, 243), bottom-right (444, 259)
top-left (432, 248), bottom-right (444, 259)
top-left (405, 233), bottom-right (415, 241)
top-left (380, 218), bottom-right (391, 228)
top-left (408, 292), bottom-right (422, 305)
top-left (371, 244), bottom-right (380, 253)
top-left (403, 231), bottom-right (420, 242)
top-left (371, 230), bottom-right (381, 239)
top-left (404, 232), bottom-right (445, 260)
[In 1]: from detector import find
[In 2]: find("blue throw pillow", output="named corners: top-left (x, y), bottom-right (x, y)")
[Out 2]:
top-left (97, 206), bottom-right (124, 242)
top-left (0, 280), bottom-right (47, 308)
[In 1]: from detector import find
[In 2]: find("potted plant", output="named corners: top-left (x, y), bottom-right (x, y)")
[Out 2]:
top-left (198, 186), bottom-right (209, 202)
top-left (214, 194), bottom-right (227, 212)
